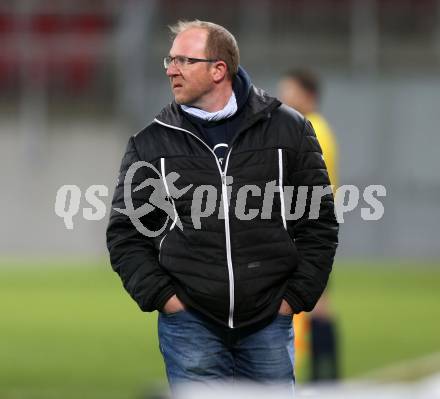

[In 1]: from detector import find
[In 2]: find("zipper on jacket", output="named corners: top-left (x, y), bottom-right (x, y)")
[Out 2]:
top-left (154, 118), bottom-right (236, 328)
top-left (278, 149), bottom-right (287, 230)
top-left (222, 151), bottom-right (234, 328)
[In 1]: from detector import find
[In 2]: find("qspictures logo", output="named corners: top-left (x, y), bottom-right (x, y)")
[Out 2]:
top-left (54, 161), bottom-right (386, 236)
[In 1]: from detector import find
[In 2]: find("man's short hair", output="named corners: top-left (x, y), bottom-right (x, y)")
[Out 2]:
top-left (169, 20), bottom-right (240, 80)
top-left (284, 69), bottom-right (321, 99)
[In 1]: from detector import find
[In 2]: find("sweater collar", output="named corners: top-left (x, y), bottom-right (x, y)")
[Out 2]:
top-left (180, 91), bottom-right (238, 122)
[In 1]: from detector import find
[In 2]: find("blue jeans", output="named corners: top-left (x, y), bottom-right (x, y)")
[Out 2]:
top-left (158, 308), bottom-right (295, 390)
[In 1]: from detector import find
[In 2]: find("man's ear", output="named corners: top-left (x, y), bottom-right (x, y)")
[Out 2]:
top-left (211, 61), bottom-right (228, 83)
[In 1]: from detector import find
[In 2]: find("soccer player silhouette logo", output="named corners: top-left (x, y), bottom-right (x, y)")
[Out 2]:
top-left (114, 161), bottom-right (192, 237)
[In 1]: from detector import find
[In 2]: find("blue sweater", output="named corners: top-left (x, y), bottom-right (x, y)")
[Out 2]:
top-left (181, 66), bottom-right (252, 167)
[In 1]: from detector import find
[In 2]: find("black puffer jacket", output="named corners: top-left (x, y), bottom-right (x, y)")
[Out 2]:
top-left (106, 85), bottom-right (339, 329)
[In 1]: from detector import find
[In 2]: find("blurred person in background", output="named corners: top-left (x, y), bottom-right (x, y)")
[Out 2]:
top-left (278, 69), bottom-right (339, 381)
top-left (107, 21), bottom-right (338, 390)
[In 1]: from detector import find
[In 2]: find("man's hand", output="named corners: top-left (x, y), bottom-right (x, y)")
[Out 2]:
top-left (278, 299), bottom-right (294, 315)
top-left (162, 294), bottom-right (185, 314)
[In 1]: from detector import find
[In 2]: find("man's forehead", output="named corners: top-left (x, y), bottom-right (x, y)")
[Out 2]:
top-left (170, 28), bottom-right (207, 56)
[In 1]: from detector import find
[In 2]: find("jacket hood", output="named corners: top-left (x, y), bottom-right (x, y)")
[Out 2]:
top-left (232, 65), bottom-right (252, 113)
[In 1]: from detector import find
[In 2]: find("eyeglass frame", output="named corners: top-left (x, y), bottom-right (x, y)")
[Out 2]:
top-left (163, 55), bottom-right (220, 69)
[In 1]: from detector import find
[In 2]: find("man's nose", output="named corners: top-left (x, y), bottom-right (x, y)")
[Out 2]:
top-left (166, 62), bottom-right (180, 77)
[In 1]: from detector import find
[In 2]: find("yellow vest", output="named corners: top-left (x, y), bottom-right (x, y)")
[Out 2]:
top-left (293, 112), bottom-right (338, 376)
top-left (306, 112), bottom-right (338, 188)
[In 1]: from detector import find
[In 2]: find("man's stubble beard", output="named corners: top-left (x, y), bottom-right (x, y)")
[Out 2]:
top-left (173, 81), bottom-right (214, 108)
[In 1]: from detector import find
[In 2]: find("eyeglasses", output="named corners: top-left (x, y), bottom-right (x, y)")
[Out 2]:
top-left (163, 55), bottom-right (219, 69)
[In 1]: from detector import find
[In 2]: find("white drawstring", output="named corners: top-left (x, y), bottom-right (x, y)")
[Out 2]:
top-left (160, 157), bottom-right (178, 231)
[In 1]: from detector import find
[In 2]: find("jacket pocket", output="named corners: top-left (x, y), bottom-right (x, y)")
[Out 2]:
top-left (160, 308), bottom-right (186, 317)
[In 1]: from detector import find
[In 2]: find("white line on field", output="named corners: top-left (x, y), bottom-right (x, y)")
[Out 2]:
top-left (360, 351), bottom-right (440, 382)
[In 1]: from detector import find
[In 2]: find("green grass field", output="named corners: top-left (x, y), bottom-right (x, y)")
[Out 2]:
top-left (0, 259), bottom-right (439, 398)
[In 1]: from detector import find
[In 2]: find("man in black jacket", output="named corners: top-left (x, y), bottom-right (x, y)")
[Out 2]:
top-left (106, 20), bottom-right (338, 389)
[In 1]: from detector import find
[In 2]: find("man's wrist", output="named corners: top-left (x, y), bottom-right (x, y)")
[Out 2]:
top-left (162, 294), bottom-right (185, 314)
top-left (283, 291), bottom-right (305, 315)
top-left (278, 298), bottom-right (294, 315)
top-left (155, 287), bottom-right (176, 312)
